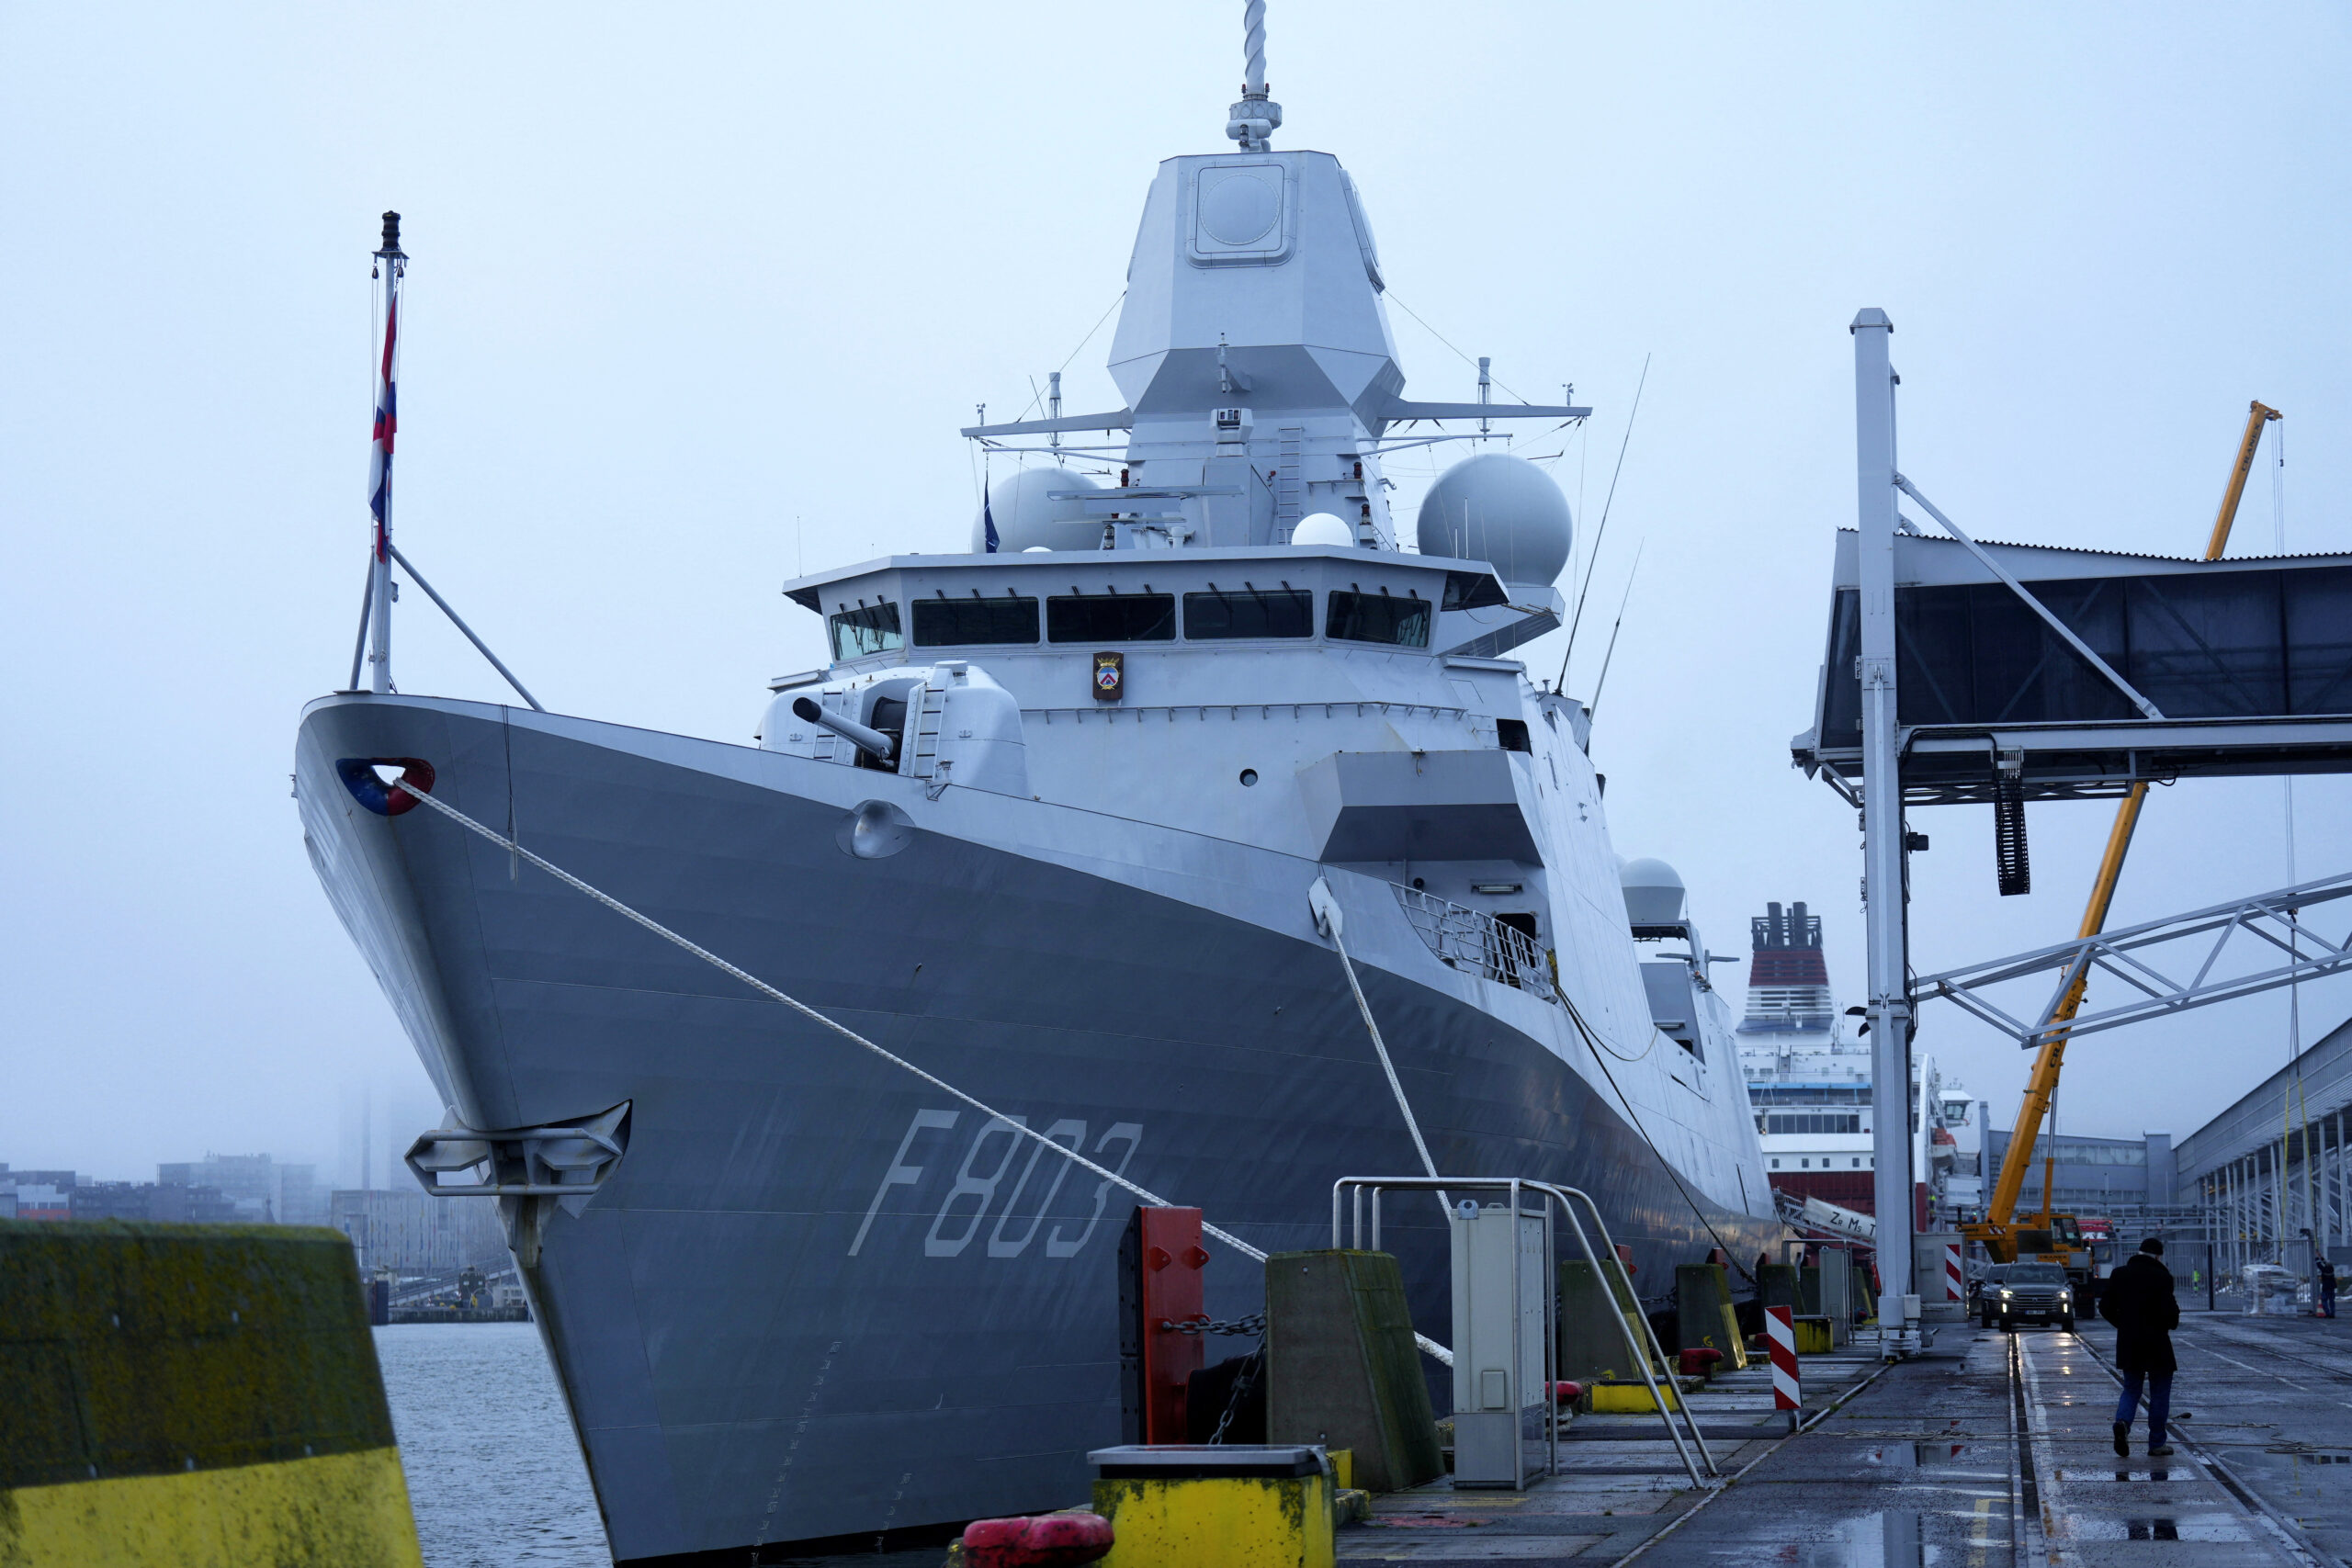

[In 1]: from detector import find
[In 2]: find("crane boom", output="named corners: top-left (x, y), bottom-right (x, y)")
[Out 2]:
top-left (1969, 400), bottom-right (2279, 1264)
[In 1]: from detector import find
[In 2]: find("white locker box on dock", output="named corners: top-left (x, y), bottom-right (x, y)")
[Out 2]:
top-left (1449, 1201), bottom-right (1546, 1487)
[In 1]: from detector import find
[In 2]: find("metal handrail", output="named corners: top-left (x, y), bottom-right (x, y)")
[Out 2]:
top-left (1390, 886), bottom-right (1556, 1000)
top-left (1331, 1176), bottom-right (1717, 1488)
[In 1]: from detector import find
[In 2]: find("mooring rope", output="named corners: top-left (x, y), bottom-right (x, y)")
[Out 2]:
top-left (385, 774), bottom-right (1269, 1261)
top-left (1325, 927), bottom-right (1444, 1195)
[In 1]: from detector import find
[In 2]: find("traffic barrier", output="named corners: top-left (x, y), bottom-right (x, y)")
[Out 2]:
top-left (1766, 1305), bottom-right (1801, 1432)
top-left (0, 1219), bottom-right (422, 1568)
top-left (1264, 1249), bottom-right (1440, 1494)
top-left (959, 1512), bottom-right (1114, 1567)
top-left (1943, 1243), bottom-right (1964, 1303)
top-left (1090, 1445), bottom-right (1334, 1568)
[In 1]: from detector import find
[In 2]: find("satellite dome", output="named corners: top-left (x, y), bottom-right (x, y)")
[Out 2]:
top-left (1618, 857), bottom-right (1686, 928)
top-left (972, 467), bottom-right (1105, 553)
top-left (1414, 453), bottom-right (1573, 585)
top-left (1291, 512), bottom-right (1353, 547)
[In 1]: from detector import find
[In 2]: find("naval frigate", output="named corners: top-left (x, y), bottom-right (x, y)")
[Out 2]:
top-left (297, 10), bottom-right (1780, 1560)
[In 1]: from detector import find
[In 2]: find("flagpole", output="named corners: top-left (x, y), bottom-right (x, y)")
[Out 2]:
top-left (368, 211), bottom-right (406, 694)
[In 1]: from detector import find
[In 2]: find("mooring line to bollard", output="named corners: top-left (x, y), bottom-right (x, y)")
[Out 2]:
top-left (383, 776), bottom-right (1277, 1260)
top-left (1307, 878), bottom-right (1448, 1212)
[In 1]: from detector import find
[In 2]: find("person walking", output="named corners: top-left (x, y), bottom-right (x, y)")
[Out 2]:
top-left (2318, 1254), bottom-right (2338, 1320)
top-left (2101, 1236), bottom-right (2180, 1458)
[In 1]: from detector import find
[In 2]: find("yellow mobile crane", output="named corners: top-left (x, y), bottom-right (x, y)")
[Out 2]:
top-left (1963, 400), bottom-right (2281, 1270)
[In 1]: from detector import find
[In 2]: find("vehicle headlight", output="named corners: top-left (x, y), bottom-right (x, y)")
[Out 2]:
top-left (2058, 1291), bottom-right (2071, 1303)
top-left (1998, 1289), bottom-right (2012, 1299)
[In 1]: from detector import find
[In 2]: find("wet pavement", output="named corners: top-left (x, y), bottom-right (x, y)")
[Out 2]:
top-left (1348, 1310), bottom-right (2352, 1565)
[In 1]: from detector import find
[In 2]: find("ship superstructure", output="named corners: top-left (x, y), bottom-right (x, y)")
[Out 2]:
top-left (296, 15), bottom-right (1779, 1561)
top-left (1735, 902), bottom-right (1984, 1225)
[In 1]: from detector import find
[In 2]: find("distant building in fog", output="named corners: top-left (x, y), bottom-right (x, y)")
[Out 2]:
top-left (155, 1154), bottom-right (327, 1227)
top-left (331, 1188), bottom-right (505, 1276)
top-left (3, 1157), bottom-right (332, 1227)
top-left (70, 1180), bottom-right (244, 1223)
top-left (0, 1168), bottom-right (77, 1221)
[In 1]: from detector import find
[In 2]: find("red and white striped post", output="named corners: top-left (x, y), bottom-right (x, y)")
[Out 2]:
top-left (1942, 1242), bottom-right (1964, 1303)
top-left (1767, 1305), bottom-right (1801, 1433)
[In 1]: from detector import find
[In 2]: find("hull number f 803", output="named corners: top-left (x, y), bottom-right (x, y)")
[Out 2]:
top-left (847, 1108), bottom-right (1143, 1259)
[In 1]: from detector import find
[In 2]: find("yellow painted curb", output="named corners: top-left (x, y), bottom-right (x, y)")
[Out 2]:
top-left (0, 1446), bottom-right (424, 1568)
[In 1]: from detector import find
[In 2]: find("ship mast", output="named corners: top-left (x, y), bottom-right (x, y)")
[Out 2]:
top-left (366, 212), bottom-right (406, 694)
top-left (1225, 0), bottom-right (1282, 152)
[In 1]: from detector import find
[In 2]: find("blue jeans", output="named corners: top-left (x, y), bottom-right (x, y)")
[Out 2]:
top-left (2115, 1370), bottom-right (2172, 1441)
top-left (2322, 1284), bottom-right (2336, 1319)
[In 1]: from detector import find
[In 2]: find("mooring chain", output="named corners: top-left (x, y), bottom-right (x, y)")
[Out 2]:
top-left (1158, 1313), bottom-right (1266, 1337)
top-left (1205, 1339), bottom-right (1265, 1447)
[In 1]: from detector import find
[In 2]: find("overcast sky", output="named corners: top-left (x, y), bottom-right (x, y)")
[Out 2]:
top-left (5, 4), bottom-right (2348, 1185)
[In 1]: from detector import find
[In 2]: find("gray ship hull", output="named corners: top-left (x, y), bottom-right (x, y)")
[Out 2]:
top-left (298, 693), bottom-right (1776, 1562)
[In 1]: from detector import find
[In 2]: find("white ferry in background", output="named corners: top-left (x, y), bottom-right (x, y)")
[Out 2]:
top-left (1734, 901), bottom-right (1986, 1227)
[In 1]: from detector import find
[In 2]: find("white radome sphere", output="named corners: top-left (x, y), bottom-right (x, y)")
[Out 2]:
top-left (1414, 453), bottom-right (1574, 585)
top-left (1291, 512), bottom-right (1353, 547)
top-left (972, 467), bottom-right (1106, 553)
top-left (1618, 857), bottom-right (1687, 927)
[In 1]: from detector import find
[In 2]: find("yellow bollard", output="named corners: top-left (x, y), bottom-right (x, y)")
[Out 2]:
top-left (1090, 1446), bottom-right (1334, 1568)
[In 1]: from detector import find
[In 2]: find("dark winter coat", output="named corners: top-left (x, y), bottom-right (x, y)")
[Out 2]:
top-left (2098, 1252), bottom-right (2180, 1374)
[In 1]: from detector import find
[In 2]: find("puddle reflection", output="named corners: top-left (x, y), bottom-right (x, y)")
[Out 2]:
top-left (2066, 1513), bottom-right (2245, 1541)
top-left (1773, 1512), bottom-right (1939, 1567)
top-left (1858, 1443), bottom-right (1985, 1470)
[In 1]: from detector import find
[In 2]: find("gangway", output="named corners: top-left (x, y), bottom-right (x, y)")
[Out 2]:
top-left (1802, 315), bottom-right (2352, 1318)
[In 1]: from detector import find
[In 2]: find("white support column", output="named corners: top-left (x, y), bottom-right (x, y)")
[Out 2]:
top-left (2324, 1109), bottom-right (2342, 1259)
top-left (1851, 308), bottom-right (1915, 1339)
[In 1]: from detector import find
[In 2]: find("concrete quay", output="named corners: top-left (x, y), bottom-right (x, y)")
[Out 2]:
top-left (787, 1312), bottom-right (2352, 1566)
top-left (1341, 1312), bottom-right (2345, 1567)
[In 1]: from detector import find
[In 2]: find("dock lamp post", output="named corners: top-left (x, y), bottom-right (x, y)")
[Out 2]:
top-left (1852, 308), bottom-right (1917, 1347)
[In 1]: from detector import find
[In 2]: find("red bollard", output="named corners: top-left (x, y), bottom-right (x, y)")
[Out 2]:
top-left (961, 1512), bottom-right (1114, 1568)
top-left (1677, 1348), bottom-right (1724, 1378)
top-left (1553, 1380), bottom-right (1583, 1405)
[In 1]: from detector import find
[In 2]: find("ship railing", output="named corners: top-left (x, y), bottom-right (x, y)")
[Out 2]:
top-left (1390, 884), bottom-right (1556, 1001)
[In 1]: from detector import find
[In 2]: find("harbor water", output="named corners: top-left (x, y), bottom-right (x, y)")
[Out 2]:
top-left (375, 1325), bottom-right (607, 1567)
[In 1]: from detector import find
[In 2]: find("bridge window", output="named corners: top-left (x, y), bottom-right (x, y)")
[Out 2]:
top-left (1497, 719), bottom-right (1531, 752)
top-left (829, 603), bottom-right (902, 660)
top-left (914, 595), bottom-right (1039, 646)
top-left (1327, 590), bottom-right (1430, 649)
top-left (1183, 588), bottom-right (1313, 639)
top-left (1047, 593), bottom-right (1175, 643)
